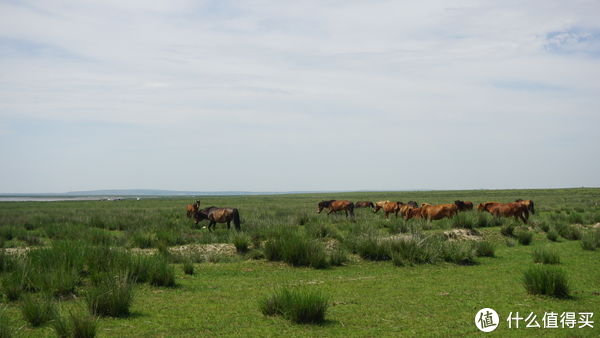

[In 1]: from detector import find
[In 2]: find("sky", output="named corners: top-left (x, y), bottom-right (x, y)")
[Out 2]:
top-left (1, 0), bottom-right (599, 193)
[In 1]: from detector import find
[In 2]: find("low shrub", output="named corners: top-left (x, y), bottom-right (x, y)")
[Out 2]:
top-left (500, 224), bottom-right (515, 237)
top-left (246, 249), bottom-right (265, 260)
top-left (506, 239), bottom-right (516, 247)
top-left (0, 306), bottom-right (13, 338)
top-left (580, 229), bottom-right (600, 250)
top-left (328, 247), bottom-right (349, 266)
top-left (558, 225), bottom-right (582, 241)
top-left (148, 255), bottom-right (176, 287)
top-left (523, 265), bottom-right (570, 298)
top-left (473, 240), bottom-right (495, 257)
top-left (546, 229), bottom-right (559, 242)
top-left (259, 288), bottom-right (328, 324)
top-left (532, 247), bottom-right (561, 264)
top-left (264, 232), bottom-right (330, 269)
top-left (515, 229), bottom-right (533, 245)
top-left (20, 294), bottom-right (57, 327)
top-left (230, 232), bottom-right (251, 254)
top-left (70, 312), bottom-right (97, 338)
top-left (86, 273), bottom-right (134, 317)
top-left (390, 236), bottom-right (441, 266)
top-left (449, 212), bottom-right (475, 229)
top-left (350, 235), bottom-right (391, 261)
top-left (183, 260), bottom-right (194, 275)
top-left (441, 241), bottom-right (477, 265)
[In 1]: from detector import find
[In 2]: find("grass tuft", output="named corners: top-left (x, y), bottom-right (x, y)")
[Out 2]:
top-left (532, 246), bottom-right (560, 264)
top-left (259, 288), bottom-right (328, 324)
top-left (20, 294), bottom-right (57, 327)
top-left (86, 273), bottom-right (134, 317)
top-left (523, 265), bottom-right (570, 298)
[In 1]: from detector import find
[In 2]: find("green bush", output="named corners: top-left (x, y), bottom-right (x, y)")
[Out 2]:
top-left (441, 241), bottom-right (477, 265)
top-left (580, 229), bottom-right (600, 250)
top-left (328, 247), bottom-right (349, 266)
top-left (473, 241), bottom-right (495, 257)
top-left (515, 230), bottom-right (533, 245)
top-left (264, 232), bottom-right (330, 269)
top-left (0, 306), bottom-right (13, 338)
top-left (51, 313), bottom-right (71, 338)
top-left (259, 288), bottom-right (328, 324)
top-left (1, 268), bottom-right (28, 301)
top-left (230, 232), bottom-right (251, 254)
top-left (350, 235), bottom-right (392, 261)
top-left (183, 260), bottom-right (194, 275)
top-left (523, 265), bottom-right (570, 298)
top-left (532, 247), bottom-right (560, 264)
top-left (506, 238), bottom-right (516, 247)
top-left (70, 312), bottom-right (97, 338)
top-left (557, 225), bottom-right (582, 240)
top-left (449, 212), bottom-right (475, 229)
top-left (86, 273), bottom-right (134, 317)
top-left (20, 294), bottom-right (57, 327)
top-left (500, 224), bottom-right (515, 237)
top-left (148, 255), bottom-right (176, 287)
top-left (546, 229), bottom-right (559, 242)
top-left (390, 236), bottom-right (441, 266)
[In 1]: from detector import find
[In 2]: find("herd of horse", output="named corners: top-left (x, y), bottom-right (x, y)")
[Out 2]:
top-left (317, 198), bottom-right (535, 223)
top-left (186, 198), bottom-right (535, 231)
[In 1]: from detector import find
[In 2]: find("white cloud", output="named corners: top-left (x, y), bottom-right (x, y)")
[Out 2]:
top-left (1, 1), bottom-right (600, 192)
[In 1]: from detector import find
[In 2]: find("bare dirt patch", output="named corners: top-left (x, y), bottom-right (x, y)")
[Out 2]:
top-left (443, 229), bottom-right (481, 241)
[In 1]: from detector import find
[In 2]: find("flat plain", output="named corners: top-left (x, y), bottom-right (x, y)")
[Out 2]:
top-left (1, 188), bottom-right (599, 337)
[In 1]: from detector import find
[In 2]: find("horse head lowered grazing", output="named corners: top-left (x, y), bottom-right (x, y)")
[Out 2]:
top-left (317, 200), bottom-right (354, 218)
top-left (194, 206), bottom-right (241, 231)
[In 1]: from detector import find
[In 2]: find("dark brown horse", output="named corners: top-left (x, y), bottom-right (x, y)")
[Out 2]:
top-left (186, 200), bottom-right (200, 218)
top-left (355, 201), bottom-right (375, 209)
top-left (194, 206), bottom-right (241, 231)
top-left (407, 201), bottom-right (418, 208)
top-left (454, 200), bottom-right (474, 212)
top-left (317, 200), bottom-right (355, 217)
top-left (515, 199), bottom-right (535, 215)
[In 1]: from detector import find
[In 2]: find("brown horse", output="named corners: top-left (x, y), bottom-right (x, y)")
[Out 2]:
top-left (375, 201), bottom-right (403, 219)
top-left (403, 206), bottom-right (423, 220)
top-left (489, 202), bottom-right (529, 223)
top-left (515, 199), bottom-right (535, 215)
top-left (477, 202), bottom-right (501, 212)
top-left (317, 200), bottom-right (354, 217)
top-left (194, 206), bottom-right (241, 231)
top-left (186, 200), bottom-right (200, 218)
top-left (355, 201), bottom-right (375, 209)
top-left (419, 203), bottom-right (458, 221)
top-left (454, 200), bottom-right (474, 212)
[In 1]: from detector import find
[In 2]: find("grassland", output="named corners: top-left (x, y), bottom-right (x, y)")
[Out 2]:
top-left (1, 188), bottom-right (599, 337)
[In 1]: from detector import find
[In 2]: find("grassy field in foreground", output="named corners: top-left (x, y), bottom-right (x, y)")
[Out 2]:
top-left (1, 188), bottom-right (599, 336)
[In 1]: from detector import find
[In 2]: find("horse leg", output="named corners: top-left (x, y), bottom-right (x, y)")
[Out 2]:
top-left (227, 221), bottom-right (231, 230)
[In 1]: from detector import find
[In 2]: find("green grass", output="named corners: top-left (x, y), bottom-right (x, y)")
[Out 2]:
top-left (20, 294), bottom-right (57, 327)
top-left (532, 246), bottom-right (561, 264)
top-left (86, 273), bottom-right (134, 317)
top-left (259, 288), bottom-right (329, 324)
top-left (523, 265), bottom-right (570, 298)
top-left (0, 188), bottom-right (599, 336)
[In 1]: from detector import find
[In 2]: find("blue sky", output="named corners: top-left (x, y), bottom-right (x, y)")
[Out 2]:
top-left (1, 1), bottom-right (599, 193)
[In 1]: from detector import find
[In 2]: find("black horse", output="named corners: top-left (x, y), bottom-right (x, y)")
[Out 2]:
top-left (194, 206), bottom-right (241, 231)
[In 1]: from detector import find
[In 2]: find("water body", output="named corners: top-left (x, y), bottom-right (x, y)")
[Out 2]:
top-left (0, 197), bottom-right (133, 202)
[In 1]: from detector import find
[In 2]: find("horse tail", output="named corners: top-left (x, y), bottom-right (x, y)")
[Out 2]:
top-left (530, 200), bottom-right (535, 215)
top-left (349, 202), bottom-right (355, 217)
top-left (232, 209), bottom-right (241, 231)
